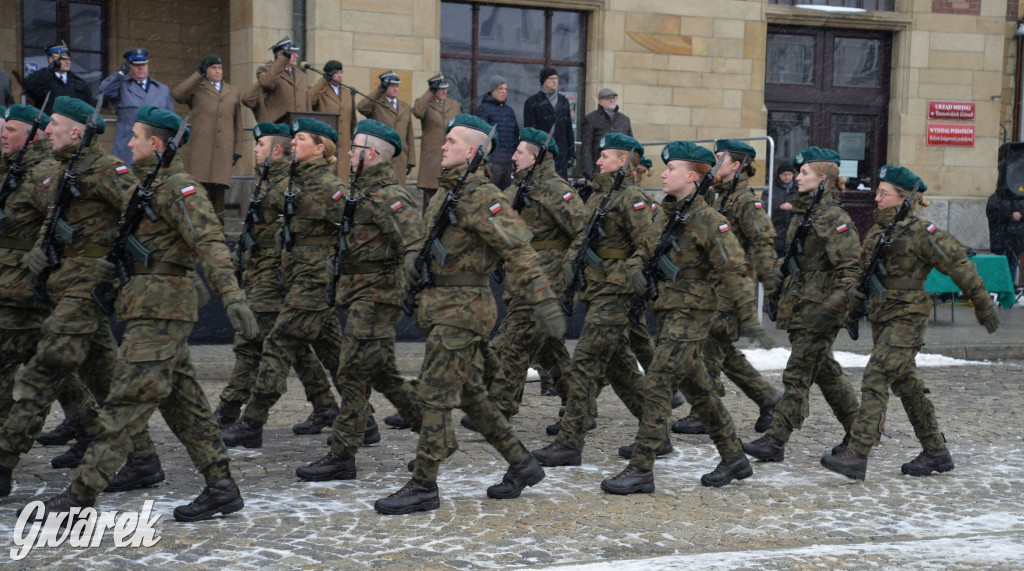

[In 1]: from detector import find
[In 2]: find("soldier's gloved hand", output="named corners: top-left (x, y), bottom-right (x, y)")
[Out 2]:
top-left (226, 301), bottom-right (259, 339)
top-left (27, 246), bottom-right (49, 276)
top-left (629, 268), bottom-right (647, 295)
top-left (51, 58), bottom-right (63, 72)
top-left (846, 286), bottom-right (866, 310)
top-left (273, 228), bottom-right (284, 256)
top-left (192, 273), bottom-right (211, 308)
top-left (534, 298), bottom-right (567, 339)
top-left (95, 257), bottom-right (117, 284)
top-left (978, 310), bottom-right (1000, 334)
top-left (742, 321), bottom-right (777, 350)
top-left (119, 62), bottom-right (130, 75)
top-left (772, 264), bottom-right (785, 291)
top-left (232, 154), bottom-right (242, 166)
top-left (403, 251), bottom-right (420, 284)
top-left (198, 62), bottom-right (209, 77)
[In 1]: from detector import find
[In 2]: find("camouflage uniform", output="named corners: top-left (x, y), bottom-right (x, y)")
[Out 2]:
top-left (0, 141), bottom-right (133, 472)
top-left (847, 209), bottom-right (996, 456)
top-left (238, 157), bottom-right (344, 425)
top-left (487, 156), bottom-right (586, 417)
top-left (703, 174), bottom-right (778, 406)
top-left (557, 172), bottom-right (653, 453)
top-left (410, 165), bottom-right (556, 482)
top-left (769, 190), bottom-right (861, 443)
top-left (218, 159), bottom-right (335, 421)
top-left (628, 194), bottom-right (753, 470)
top-left (328, 160), bottom-right (423, 456)
top-left (70, 153), bottom-right (245, 498)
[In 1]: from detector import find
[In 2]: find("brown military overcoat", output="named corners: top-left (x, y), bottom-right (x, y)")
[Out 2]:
top-left (357, 91), bottom-right (416, 174)
top-left (412, 89), bottom-right (460, 190)
top-left (171, 71), bottom-right (243, 187)
top-left (309, 77), bottom-right (355, 182)
top-left (242, 56), bottom-right (310, 124)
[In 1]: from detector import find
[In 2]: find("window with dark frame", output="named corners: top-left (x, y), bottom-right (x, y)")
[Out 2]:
top-left (21, 0), bottom-right (107, 96)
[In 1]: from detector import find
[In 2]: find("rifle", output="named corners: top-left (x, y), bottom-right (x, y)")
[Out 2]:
top-left (766, 179), bottom-right (827, 322)
top-left (237, 156), bottom-right (273, 286)
top-left (30, 94), bottom-right (104, 302)
top-left (625, 155), bottom-right (725, 325)
top-left (493, 125), bottom-right (556, 284)
top-left (282, 150), bottom-right (298, 252)
top-left (0, 93), bottom-right (50, 232)
top-left (326, 147), bottom-right (366, 307)
top-left (558, 147), bottom-right (638, 316)
top-left (401, 124), bottom-right (496, 317)
top-left (716, 156), bottom-right (750, 215)
top-left (844, 181), bottom-right (920, 340)
top-left (91, 115), bottom-right (190, 316)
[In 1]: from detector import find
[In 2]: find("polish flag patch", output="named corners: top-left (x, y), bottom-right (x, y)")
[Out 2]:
top-left (115, 165), bottom-right (130, 175)
top-left (562, 192), bottom-right (574, 201)
top-left (489, 203), bottom-right (502, 214)
top-left (332, 190), bottom-right (344, 202)
top-left (718, 223), bottom-right (730, 233)
top-left (753, 201), bottom-right (764, 209)
top-left (927, 223), bottom-right (937, 234)
top-left (391, 200), bottom-right (404, 212)
top-left (43, 177), bottom-right (52, 187)
top-left (836, 223), bottom-right (849, 233)
top-left (180, 185), bottom-right (197, 197)
top-left (633, 201), bottom-right (646, 211)
top-left (652, 204), bottom-right (659, 211)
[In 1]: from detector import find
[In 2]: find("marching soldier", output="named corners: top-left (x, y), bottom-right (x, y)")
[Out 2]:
top-left (821, 166), bottom-right (999, 480)
top-left (413, 74), bottom-right (461, 210)
top-left (357, 71), bottom-right (415, 177)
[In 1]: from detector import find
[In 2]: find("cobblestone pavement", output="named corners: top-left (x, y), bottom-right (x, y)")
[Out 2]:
top-left (2, 347), bottom-right (1022, 569)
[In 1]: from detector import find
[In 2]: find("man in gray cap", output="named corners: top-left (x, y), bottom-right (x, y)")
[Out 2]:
top-left (98, 48), bottom-right (174, 165)
top-left (475, 75), bottom-right (519, 190)
top-left (580, 88), bottom-right (632, 180)
top-left (241, 36), bottom-right (310, 124)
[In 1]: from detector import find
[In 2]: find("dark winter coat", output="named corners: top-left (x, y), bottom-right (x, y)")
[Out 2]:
top-left (475, 92), bottom-right (519, 163)
top-left (986, 188), bottom-right (1024, 255)
top-left (580, 106), bottom-right (631, 179)
top-left (523, 90), bottom-right (575, 178)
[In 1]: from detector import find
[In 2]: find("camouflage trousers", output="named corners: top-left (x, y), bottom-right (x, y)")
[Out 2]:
top-left (632, 309), bottom-right (742, 471)
top-left (849, 314), bottom-right (944, 456)
top-left (0, 296), bottom-right (116, 470)
top-left (558, 296), bottom-right (646, 452)
top-left (487, 308), bottom-right (573, 417)
top-left (768, 328), bottom-right (860, 443)
top-left (242, 306), bottom-right (342, 424)
top-left (702, 310), bottom-right (779, 406)
top-left (218, 309), bottom-right (335, 422)
top-left (412, 324), bottom-right (528, 483)
top-left (71, 318), bottom-right (230, 499)
top-left (330, 301), bottom-right (420, 456)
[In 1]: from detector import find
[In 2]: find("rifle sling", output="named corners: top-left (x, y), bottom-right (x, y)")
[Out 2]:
top-left (0, 237), bottom-right (35, 250)
top-left (64, 243), bottom-right (109, 258)
top-left (594, 247), bottom-right (629, 260)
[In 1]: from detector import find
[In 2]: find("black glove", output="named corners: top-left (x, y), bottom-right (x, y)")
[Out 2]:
top-left (51, 58), bottom-right (62, 72)
top-left (378, 82), bottom-right (387, 93)
top-left (232, 154), bottom-right (242, 166)
top-left (406, 164), bottom-right (413, 176)
top-left (119, 62), bottom-right (130, 75)
top-left (198, 63), bottom-right (208, 77)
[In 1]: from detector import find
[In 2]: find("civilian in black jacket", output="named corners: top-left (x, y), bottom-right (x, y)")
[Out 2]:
top-left (22, 43), bottom-right (93, 114)
top-left (475, 75), bottom-right (519, 189)
top-left (523, 67), bottom-right (575, 179)
top-left (580, 88), bottom-right (631, 180)
top-left (986, 187), bottom-right (1024, 285)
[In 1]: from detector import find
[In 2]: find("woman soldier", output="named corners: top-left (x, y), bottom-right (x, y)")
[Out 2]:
top-left (743, 147), bottom-right (861, 463)
top-left (821, 166), bottom-right (999, 480)
top-left (602, 141), bottom-right (764, 493)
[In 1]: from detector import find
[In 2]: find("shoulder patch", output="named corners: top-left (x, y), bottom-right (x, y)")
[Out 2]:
top-left (836, 223), bottom-right (849, 233)
top-left (753, 201), bottom-right (763, 209)
top-left (633, 201), bottom-right (646, 211)
top-left (180, 185), bottom-right (197, 197)
top-left (390, 200), bottom-right (404, 212)
top-left (926, 223), bottom-right (937, 234)
top-left (719, 223), bottom-right (730, 233)
top-left (114, 165), bottom-right (130, 175)
top-left (489, 202), bottom-right (503, 214)
top-left (562, 192), bottom-right (574, 202)
top-left (43, 177), bottom-right (52, 187)
top-left (332, 189), bottom-right (344, 202)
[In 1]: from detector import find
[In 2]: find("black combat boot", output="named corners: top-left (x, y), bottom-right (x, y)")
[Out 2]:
top-left (601, 465), bottom-right (655, 495)
top-left (743, 434), bottom-right (785, 462)
top-left (37, 416), bottom-right (78, 446)
top-left (831, 433), bottom-right (851, 456)
top-left (820, 448), bottom-right (867, 480)
top-left (105, 454), bottom-right (166, 492)
top-left (51, 436), bottom-right (93, 469)
top-left (21, 489), bottom-right (95, 521)
top-left (0, 466), bottom-right (11, 497)
top-left (292, 402), bottom-right (340, 435)
top-left (671, 390), bottom-right (686, 409)
top-left (407, 442), bottom-right (459, 472)
top-left (459, 414), bottom-right (478, 433)
top-left (172, 478), bottom-right (244, 522)
top-left (901, 447), bottom-right (954, 477)
top-left (531, 442), bottom-right (582, 467)
top-left (544, 418), bottom-right (596, 436)
top-left (755, 392), bottom-right (783, 433)
top-left (363, 415), bottom-right (381, 445)
top-left (617, 440), bottom-right (673, 460)
top-left (487, 453), bottom-right (545, 499)
top-left (221, 418), bottom-right (263, 448)
top-left (671, 413), bottom-right (708, 435)
top-left (701, 452), bottom-right (753, 487)
top-left (374, 478), bottom-right (440, 515)
top-left (296, 452), bottom-right (357, 481)
top-left (383, 412), bottom-right (410, 429)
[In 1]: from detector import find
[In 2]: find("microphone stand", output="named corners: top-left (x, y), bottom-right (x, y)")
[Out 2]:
top-left (301, 62), bottom-right (391, 111)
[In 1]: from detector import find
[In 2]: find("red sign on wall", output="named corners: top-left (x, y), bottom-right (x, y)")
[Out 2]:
top-left (928, 100), bottom-right (975, 120)
top-left (926, 123), bottom-right (975, 146)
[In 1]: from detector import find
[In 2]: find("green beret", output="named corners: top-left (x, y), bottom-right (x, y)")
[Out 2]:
top-left (518, 127), bottom-right (559, 157)
top-left (793, 146), bottom-right (840, 169)
top-left (323, 60), bottom-right (343, 75)
top-left (640, 156), bottom-right (653, 169)
top-left (0, 107), bottom-right (5, 118)
top-left (51, 96), bottom-right (106, 135)
top-left (661, 141), bottom-right (715, 165)
top-left (877, 165), bottom-right (927, 193)
top-left (598, 133), bottom-right (643, 157)
top-left (201, 55), bottom-right (222, 68)
top-left (4, 104), bottom-right (50, 130)
top-left (252, 121), bottom-right (291, 142)
top-left (713, 139), bottom-right (756, 160)
top-left (446, 114), bottom-right (498, 156)
top-left (134, 105), bottom-right (190, 144)
top-left (354, 119), bottom-right (402, 155)
top-left (291, 117), bottom-right (338, 144)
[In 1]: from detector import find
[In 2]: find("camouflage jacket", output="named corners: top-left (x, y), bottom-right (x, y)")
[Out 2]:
top-left (338, 161), bottom-right (422, 307)
top-left (776, 190), bottom-right (861, 331)
top-left (629, 194), bottom-right (755, 318)
top-left (37, 142), bottom-right (135, 300)
top-left (417, 165), bottom-right (554, 337)
top-left (116, 154), bottom-right (244, 321)
top-left (566, 171), bottom-right (654, 301)
top-left (265, 157), bottom-right (346, 311)
top-left (860, 206), bottom-right (994, 323)
top-left (241, 159), bottom-right (291, 312)
top-left (0, 140), bottom-right (59, 310)
top-left (711, 173), bottom-right (776, 287)
top-left (503, 157), bottom-right (587, 312)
